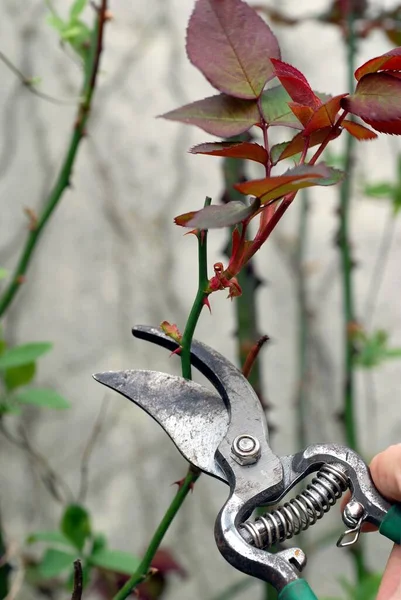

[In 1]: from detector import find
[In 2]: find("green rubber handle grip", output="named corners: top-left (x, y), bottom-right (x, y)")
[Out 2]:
top-left (379, 505), bottom-right (401, 544)
top-left (278, 580), bottom-right (318, 600)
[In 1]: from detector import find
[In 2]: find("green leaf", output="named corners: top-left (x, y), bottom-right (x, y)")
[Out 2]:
top-left (384, 347), bottom-right (401, 359)
top-left (91, 533), bottom-right (107, 555)
top-left (353, 329), bottom-right (401, 368)
top-left (0, 268), bottom-right (8, 280)
top-left (14, 388), bottom-right (71, 410)
top-left (61, 505), bottom-right (91, 551)
top-left (352, 573), bottom-right (382, 600)
top-left (70, 0), bottom-right (87, 20)
top-left (363, 182), bottom-right (394, 198)
top-left (46, 14), bottom-right (66, 34)
top-left (261, 85), bottom-right (303, 129)
top-left (4, 363), bottom-right (36, 391)
top-left (27, 530), bottom-right (74, 547)
top-left (0, 342), bottom-right (52, 369)
top-left (0, 402), bottom-right (21, 417)
top-left (89, 548), bottom-right (141, 575)
top-left (61, 24), bottom-right (85, 40)
top-left (38, 548), bottom-right (77, 579)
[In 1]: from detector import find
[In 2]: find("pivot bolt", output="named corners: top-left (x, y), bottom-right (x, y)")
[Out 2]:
top-left (343, 499), bottom-right (365, 528)
top-left (231, 434), bottom-right (261, 466)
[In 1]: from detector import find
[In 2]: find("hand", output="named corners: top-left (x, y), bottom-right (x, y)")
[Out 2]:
top-left (371, 445), bottom-right (401, 600)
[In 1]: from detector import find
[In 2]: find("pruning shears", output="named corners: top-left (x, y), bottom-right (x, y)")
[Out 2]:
top-left (94, 325), bottom-right (401, 600)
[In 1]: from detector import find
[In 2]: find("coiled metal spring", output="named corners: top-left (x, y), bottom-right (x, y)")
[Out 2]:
top-left (240, 463), bottom-right (349, 549)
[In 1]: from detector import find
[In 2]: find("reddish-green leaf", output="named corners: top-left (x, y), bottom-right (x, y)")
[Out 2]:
top-left (175, 198), bottom-right (260, 229)
top-left (160, 94), bottom-right (259, 137)
top-left (190, 141), bottom-right (267, 164)
top-left (303, 94), bottom-right (348, 135)
top-left (341, 73), bottom-right (401, 134)
top-left (271, 127), bottom-right (341, 164)
top-left (355, 47), bottom-right (401, 81)
top-left (160, 321), bottom-right (182, 344)
top-left (186, 0), bottom-right (280, 99)
top-left (342, 120), bottom-right (377, 140)
top-left (260, 85), bottom-right (303, 129)
top-left (235, 164), bottom-right (343, 203)
top-left (271, 59), bottom-right (321, 109)
top-left (288, 103), bottom-right (314, 127)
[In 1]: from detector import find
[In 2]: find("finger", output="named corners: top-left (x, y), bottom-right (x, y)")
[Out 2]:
top-left (370, 444), bottom-right (401, 502)
top-left (377, 544), bottom-right (401, 600)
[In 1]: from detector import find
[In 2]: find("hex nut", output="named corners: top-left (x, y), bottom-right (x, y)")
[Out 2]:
top-left (231, 434), bottom-right (261, 466)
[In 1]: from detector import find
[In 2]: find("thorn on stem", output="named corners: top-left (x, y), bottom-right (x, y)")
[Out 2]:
top-left (242, 334), bottom-right (270, 379)
top-left (203, 295), bottom-right (212, 314)
top-left (172, 478), bottom-right (195, 492)
top-left (23, 207), bottom-right (38, 231)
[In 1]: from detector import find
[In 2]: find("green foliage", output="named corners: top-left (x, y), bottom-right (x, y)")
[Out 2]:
top-left (0, 269), bottom-right (8, 281)
top-left (45, 0), bottom-right (91, 61)
top-left (353, 329), bottom-right (401, 368)
top-left (27, 530), bottom-right (74, 546)
top-left (364, 154), bottom-right (401, 214)
top-left (14, 388), bottom-right (71, 409)
top-left (4, 362), bottom-right (36, 391)
top-left (321, 573), bottom-right (381, 600)
top-left (0, 342), bottom-right (52, 369)
top-left (38, 547), bottom-right (77, 579)
top-left (88, 548), bottom-right (141, 575)
top-left (0, 338), bottom-right (70, 414)
top-left (61, 505), bottom-right (92, 551)
top-left (28, 505), bottom-right (141, 592)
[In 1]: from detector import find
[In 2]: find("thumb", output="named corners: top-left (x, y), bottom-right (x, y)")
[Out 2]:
top-left (370, 445), bottom-right (401, 600)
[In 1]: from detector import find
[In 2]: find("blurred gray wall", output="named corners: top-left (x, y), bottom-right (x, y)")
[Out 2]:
top-left (1, 0), bottom-right (401, 598)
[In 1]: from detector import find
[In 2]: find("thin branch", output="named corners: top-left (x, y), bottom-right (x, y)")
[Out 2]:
top-left (180, 196), bottom-right (212, 380)
top-left (112, 198), bottom-right (211, 600)
top-left (70, 559), bottom-right (83, 600)
top-left (112, 467), bottom-right (200, 600)
top-left (0, 51), bottom-right (81, 105)
top-left (4, 566), bottom-right (24, 600)
top-left (363, 209), bottom-right (396, 326)
top-left (77, 397), bottom-right (108, 503)
top-left (0, 0), bottom-right (109, 318)
top-left (0, 420), bottom-right (73, 503)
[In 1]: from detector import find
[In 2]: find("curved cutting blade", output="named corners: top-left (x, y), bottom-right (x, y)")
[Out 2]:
top-left (93, 369), bottom-right (229, 482)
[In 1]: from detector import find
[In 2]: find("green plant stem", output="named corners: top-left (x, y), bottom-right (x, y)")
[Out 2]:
top-left (0, 2), bottom-right (108, 319)
top-left (112, 468), bottom-right (200, 600)
top-left (180, 197), bottom-right (212, 380)
top-left (113, 199), bottom-right (211, 600)
top-left (340, 8), bottom-right (367, 583)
